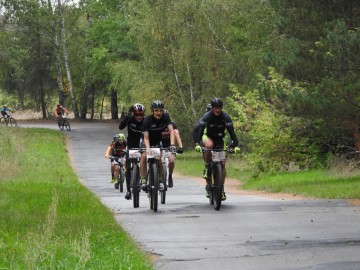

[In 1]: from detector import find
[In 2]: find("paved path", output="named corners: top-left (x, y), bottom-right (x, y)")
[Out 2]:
top-left (20, 121), bottom-right (360, 270)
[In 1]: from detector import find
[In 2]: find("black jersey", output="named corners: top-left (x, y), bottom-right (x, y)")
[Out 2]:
top-left (195, 111), bottom-right (239, 147)
top-left (143, 112), bottom-right (172, 147)
top-left (119, 115), bottom-right (144, 148)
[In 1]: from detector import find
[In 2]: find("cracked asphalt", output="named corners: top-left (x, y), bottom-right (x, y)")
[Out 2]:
top-left (20, 120), bottom-right (360, 270)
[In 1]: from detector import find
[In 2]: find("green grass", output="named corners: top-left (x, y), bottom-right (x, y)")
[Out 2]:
top-left (0, 127), bottom-right (153, 269)
top-left (175, 151), bottom-right (360, 199)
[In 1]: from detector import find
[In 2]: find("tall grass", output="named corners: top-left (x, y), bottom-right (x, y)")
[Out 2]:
top-left (0, 127), bottom-right (153, 269)
top-left (175, 151), bottom-right (360, 199)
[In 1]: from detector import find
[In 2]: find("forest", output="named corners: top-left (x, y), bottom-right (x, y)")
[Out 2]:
top-left (1, 0), bottom-right (360, 174)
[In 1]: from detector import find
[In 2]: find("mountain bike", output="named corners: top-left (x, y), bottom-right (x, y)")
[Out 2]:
top-left (201, 147), bottom-right (232, 210)
top-left (58, 113), bottom-right (70, 131)
top-left (109, 155), bottom-right (126, 193)
top-left (0, 112), bottom-right (17, 127)
top-left (128, 149), bottom-right (143, 208)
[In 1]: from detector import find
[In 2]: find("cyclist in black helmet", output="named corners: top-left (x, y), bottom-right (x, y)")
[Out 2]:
top-left (141, 100), bottom-right (176, 191)
top-left (119, 103), bottom-right (146, 200)
top-left (193, 97), bottom-right (240, 201)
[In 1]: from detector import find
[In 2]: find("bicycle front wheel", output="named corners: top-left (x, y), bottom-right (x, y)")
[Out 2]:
top-left (132, 164), bottom-right (140, 208)
top-left (148, 162), bottom-right (159, 212)
top-left (212, 163), bottom-right (223, 210)
top-left (9, 117), bottom-right (17, 127)
top-left (64, 119), bottom-right (71, 131)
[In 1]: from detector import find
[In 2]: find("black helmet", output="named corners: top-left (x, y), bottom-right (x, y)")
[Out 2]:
top-left (210, 97), bottom-right (223, 107)
top-left (206, 103), bottom-right (212, 112)
top-left (133, 103), bottom-right (145, 115)
top-left (150, 100), bottom-right (164, 109)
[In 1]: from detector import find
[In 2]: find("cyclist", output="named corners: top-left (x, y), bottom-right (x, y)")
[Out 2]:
top-left (119, 103), bottom-right (146, 200)
top-left (54, 104), bottom-right (68, 125)
top-left (193, 98), bottom-right (240, 201)
top-left (105, 133), bottom-right (127, 189)
top-left (161, 117), bottom-right (184, 188)
top-left (141, 100), bottom-right (176, 191)
top-left (1, 104), bottom-right (13, 118)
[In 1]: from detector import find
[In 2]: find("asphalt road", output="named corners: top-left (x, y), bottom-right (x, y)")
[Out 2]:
top-left (19, 120), bottom-right (360, 270)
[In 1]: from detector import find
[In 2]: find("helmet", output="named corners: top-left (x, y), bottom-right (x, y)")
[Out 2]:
top-left (133, 103), bottom-right (145, 115)
top-left (210, 97), bottom-right (223, 107)
top-left (118, 133), bottom-right (126, 141)
top-left (206, 103), bottom-right (212, 112)
top-left (150, 100), bottom-right (164, 110)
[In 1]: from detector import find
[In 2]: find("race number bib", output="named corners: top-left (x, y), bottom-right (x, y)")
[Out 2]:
top-left (147, 148), bottom-right (161, 159)
top-left (128, 149), bottom-right (141, 159)
top-left (212, 151), bottom-right (225, 162)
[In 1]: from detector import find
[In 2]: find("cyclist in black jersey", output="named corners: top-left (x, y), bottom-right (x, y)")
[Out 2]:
top-left (194, 98), bottom-right (240, 201)
top-left (119, 103), bottom-right (146, 200)
top-left (141, 100), bottom-right (176, 191)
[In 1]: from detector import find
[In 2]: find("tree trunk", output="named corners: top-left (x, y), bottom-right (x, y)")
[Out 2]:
top-left (90, 83), bottom-right (95, 120)
top-left (111, 88), bottom-right (118, 119)
top-left (58, 0), bottom-right (79, 118)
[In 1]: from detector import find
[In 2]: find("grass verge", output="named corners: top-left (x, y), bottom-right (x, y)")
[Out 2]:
top-left (175, 151), bottom-right (360, 199)
top-left (0, 127), bottom-right (153, 269)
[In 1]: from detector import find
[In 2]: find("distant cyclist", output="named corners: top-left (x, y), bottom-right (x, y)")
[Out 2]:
top-left (119, 103), bottom-right (146, 200)
top-left (105, 133), bottom-right (127, 188)
top-left (54, 104), bottom-right (68, 125)
top-left (141, 100), bottom-right (176, 191)
top-left (161, 117), bottom-right (184, 188)
top-left (1, 104), bottom-right (13, 118)
top-left (193, 98), bottom-right (240, 201)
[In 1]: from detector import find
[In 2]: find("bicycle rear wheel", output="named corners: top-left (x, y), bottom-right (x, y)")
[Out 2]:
top-left (64, 119), bottom-right (71, 131)
top-left (212, 163), bottom-right (223, 210)
top-left (59, 120), bottom-right (64, 130)
top-left (9, 117), bottom-right (17, 127)
top-left (132, 164), bottom-right (140, 208)
top-left (119, 167), bottom-right (125, 193)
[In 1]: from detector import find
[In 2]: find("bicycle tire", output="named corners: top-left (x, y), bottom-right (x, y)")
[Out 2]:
top-left (208, 169), bottom-right (214, 205)
top-left (64, 119), bottom-right (71, 131)
top-left (9, 117), bottom-right (17, 127)
top-left (132, 164), bottom-right (140, 208)
top-left (148, 162), bottom-right (159, 212)
top-left (212, 163), bottom-right (223, 210)
top-left (119, 167), bottom-right (125, 193)
top-left (160, 163), bottom-right (167, 204)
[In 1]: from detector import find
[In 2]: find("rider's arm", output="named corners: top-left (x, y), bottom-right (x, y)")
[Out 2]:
top-left (119, 115), bottom-right (130, 130)
top-left (174, 129), bottom-right (183, 148)
top-left (224, 114), bottom-right (239, 147)
top-left (63, 107), bottom-right (68, 114)
top-left (168, 124), bottom-right (175, 146)
top-left (105, 145), bottom-right (111, 158)
top-left (143, 131), bottom-right (150, 149)
top-left (54, 108), bottom-right (58, 117)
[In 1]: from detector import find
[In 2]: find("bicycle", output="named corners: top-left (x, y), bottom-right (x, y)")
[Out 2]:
top-left (201, 147), bottom-right (233, 210)
top-left (0, 112), bottom-right (17, 127)
top-left (109, 155), bottom-right (126, 193)
top-left (57, 113), bottom-right (70, 131)
top-left (127, 149), bottom-right (143, 208)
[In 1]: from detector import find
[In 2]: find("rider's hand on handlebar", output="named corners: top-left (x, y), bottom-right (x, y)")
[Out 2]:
top-left (195, 144), bottom-right (201, 152)
top-left (234, 147), bottom-right (240, 155)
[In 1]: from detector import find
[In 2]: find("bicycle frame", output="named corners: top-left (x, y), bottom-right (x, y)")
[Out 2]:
top-left (128, 149), bottom-right (142, 208)
top-left (146, 147), bottom-right (162, 212)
